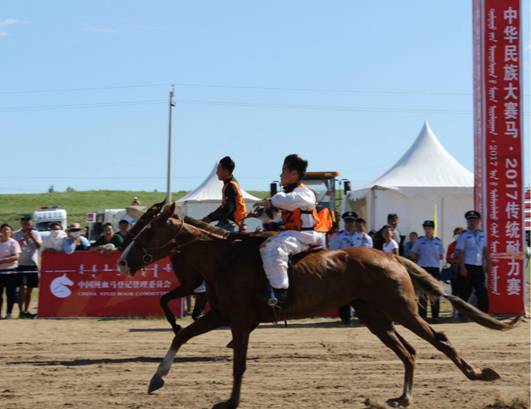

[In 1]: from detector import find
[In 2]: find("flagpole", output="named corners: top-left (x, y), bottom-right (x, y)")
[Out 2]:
top-left (165, 85), bottom-right (175, 203)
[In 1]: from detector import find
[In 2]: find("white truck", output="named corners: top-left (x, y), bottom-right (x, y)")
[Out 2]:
top-left (32, 206), bottom-right (68, 238)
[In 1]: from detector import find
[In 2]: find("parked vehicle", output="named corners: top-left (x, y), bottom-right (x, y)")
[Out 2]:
top-left (32, 206), bottom-right (67, 238)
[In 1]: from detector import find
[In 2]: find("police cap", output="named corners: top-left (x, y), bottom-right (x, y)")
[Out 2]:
top-left (342, 211), bottom-right (358, 221)
top-left (465, 210), bottom-right (481, 220)
top-left (422, 220), bottom-right (435, 227)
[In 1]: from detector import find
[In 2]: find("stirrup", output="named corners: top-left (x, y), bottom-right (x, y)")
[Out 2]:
top-left (266, 285), bottom-right (279, 307)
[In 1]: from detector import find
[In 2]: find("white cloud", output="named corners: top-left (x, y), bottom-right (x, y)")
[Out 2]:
top-left (0, 17), bottom-right (26, 28)
top-left (0, 17), bottom-right (27, 38)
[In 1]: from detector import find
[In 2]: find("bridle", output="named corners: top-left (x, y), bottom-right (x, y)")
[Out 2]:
top-left (127, 217), bottom-right (186, 266)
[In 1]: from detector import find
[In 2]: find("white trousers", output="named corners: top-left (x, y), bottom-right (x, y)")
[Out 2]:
top-left (259, 230), bottom-right (325, 289)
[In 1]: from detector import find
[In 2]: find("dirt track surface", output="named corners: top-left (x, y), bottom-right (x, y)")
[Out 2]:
top-left (0, 317), bottom-right (529, 409)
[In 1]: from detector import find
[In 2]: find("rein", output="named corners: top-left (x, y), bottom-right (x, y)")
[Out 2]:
top-left (139, 219), bottom-right (185, 265)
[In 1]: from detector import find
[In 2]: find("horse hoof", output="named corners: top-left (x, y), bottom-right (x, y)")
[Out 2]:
top-left (226, 340), bottom-right (234, 349)
top-left (148, 375), bottom-right (165, 394)
top-left (386, 396), bottom-right (411, 407)
top-left (212, 400), bottom-right (236, 409)
top-left (479, 367), bottom-right (500, 381)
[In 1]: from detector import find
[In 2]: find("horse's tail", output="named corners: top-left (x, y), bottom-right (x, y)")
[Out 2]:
top-left (397, 256), bottom-right (521, 331)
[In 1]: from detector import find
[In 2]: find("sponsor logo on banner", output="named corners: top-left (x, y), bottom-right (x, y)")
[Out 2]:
top-left (50, 274), bottom-right (74, 298)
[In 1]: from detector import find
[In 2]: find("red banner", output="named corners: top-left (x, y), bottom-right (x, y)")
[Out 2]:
top-left (474, 0), bottom-right (526, 314)
top-left (38, 251), bottom-right (182, 318)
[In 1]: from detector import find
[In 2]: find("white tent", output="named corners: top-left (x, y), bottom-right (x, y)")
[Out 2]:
top-left (175, 164), bottom-right (261, 222)
top-left (342, 122), bottom-right (473, 248)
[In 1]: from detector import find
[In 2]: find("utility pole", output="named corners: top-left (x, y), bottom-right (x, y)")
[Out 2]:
top-left (165, 85), bottom-right (175, 203)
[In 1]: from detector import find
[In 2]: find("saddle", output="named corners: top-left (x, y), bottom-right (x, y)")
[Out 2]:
top-left (288, 245), bottom-right (325, 266)
top-left (264, 246), bottom-right (326, 308)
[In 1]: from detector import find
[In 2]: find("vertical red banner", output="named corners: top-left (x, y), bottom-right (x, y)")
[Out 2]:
top-left (473, 0), bottom-right (485, 213)
top-left (475, 0), bottom-right (526, 314)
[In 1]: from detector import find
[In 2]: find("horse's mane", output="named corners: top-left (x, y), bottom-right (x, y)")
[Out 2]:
top-left (182, 216), bottom-right (275, 246)
top-left (183, 216), bottom-right (230, 238)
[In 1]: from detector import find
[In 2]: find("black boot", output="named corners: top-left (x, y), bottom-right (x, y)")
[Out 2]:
top-left (260, 285), bottom-right (288, 307)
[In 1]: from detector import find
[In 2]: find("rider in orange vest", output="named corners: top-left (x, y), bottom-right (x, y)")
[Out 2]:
top-left (202, 156), bottom-right (247, 232)
top-left (258, 154), bottom-right (327, 305)
top-left (195, 156), bottom-right (247, 320)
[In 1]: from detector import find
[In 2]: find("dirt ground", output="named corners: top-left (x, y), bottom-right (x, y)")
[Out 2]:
top-left (0, 315), bottom-right (529, 409)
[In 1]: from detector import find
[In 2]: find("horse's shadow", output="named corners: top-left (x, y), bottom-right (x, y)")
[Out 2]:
top-left (128, 319), bottom-right (366, 333)
top-left (7, 355), bottom-right (230, 367)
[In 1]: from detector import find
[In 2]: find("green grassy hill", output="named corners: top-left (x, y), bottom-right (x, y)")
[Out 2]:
top-left (0, 190), bottom-right (268, 227)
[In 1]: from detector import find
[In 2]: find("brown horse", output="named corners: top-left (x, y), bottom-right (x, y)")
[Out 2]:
top-left (118, 203), bottom-right (519, 409)
top-left (122, 201), bottom-right (207, 334)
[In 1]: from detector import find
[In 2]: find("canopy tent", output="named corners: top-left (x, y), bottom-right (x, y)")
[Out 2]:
top-left (342, 122), bottom-right (473, 248)
top-left (175, 164), bottom-right (261, 222)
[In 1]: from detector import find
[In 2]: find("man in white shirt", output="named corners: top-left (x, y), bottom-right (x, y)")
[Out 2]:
top-left (258, 154), bottom-right (326, 305)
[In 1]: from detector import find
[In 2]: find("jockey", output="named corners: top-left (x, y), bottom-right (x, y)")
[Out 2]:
top-left (196, 156), bottom-right (247, 320)
top-left (258, 154), bottom-right (326, 305)
top-left (202, 156), bottom-right (248, 232)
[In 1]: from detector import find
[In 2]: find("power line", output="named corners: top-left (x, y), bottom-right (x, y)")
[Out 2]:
top-left (174, 98), bottom-right (472, 115)
top-left (0, 83), bottom-right (170, 95)
top-left (0, 81), bottom-right (474, 97)
top-left (0, 97), bottom-right (474, 115)
top-left (0, 99), bottom-right (166, 113)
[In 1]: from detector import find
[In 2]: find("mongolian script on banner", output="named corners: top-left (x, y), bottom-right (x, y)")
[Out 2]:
top-left (475, 0), bottom-right (525, 314)
top-left (39, 251), bottom-right (181, 318)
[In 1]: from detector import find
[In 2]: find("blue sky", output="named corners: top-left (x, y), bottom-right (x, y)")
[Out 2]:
top-left (1, 1), bottom-right (529, 194)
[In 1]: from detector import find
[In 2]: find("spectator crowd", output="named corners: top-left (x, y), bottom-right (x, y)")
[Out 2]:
top-left (0, 216), bottom-right (130, 319)
top-left (1, 205), bottom-right (528, 322)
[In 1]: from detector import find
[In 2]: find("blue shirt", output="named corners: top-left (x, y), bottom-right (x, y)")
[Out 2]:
top-left (329, 230), bottom-right (373, 250)
top-left (455, 229), bottom-right (486, 266)
top-left (411, 236), bottom-right (444, 268)
top-left (63, 236), bottom-right (90, 255)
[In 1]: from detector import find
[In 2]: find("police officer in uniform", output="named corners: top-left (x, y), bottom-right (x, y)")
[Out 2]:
top-left (329, 214), bottom-right (374, 251)
top-left (329, 211), bottom-right (359, 251)
top-left (455, 210), bottom-right (490, 313)
top-left (410, 220), bottom-right (444, 323)
top-left (329, 211), bottom-right (373, 324)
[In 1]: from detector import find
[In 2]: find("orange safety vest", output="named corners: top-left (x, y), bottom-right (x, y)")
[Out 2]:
top-left (280, 184), bottom-right (333, 233)
top-left (222, 178), bottom-right (247, 227)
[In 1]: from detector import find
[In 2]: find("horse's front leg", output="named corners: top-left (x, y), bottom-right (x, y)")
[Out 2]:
top-left (148, 310), bottom-right (226, 394)
top-left (159, 284), bottom-right (196, 335)
top-left (212, 321), bottom-right (251, 409)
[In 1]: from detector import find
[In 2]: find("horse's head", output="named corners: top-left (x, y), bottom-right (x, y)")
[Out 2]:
top-left (121, 199), bottom-right (166, 249)
top-left (117, 202), bottom-right (192, 276)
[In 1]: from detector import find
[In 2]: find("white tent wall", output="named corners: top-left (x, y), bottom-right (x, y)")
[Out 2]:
top-left (342, 122), bottom-right (474, 250)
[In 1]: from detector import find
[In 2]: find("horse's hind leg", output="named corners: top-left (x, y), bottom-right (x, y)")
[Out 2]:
top-left (213, 319), bottom-right (253, 409)
top-left (149, 310), bottom-right (227, 394)
top-left (353, 301), bottom-right (415, 407)
top-left (396, 310), bottom-right (500, 382)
